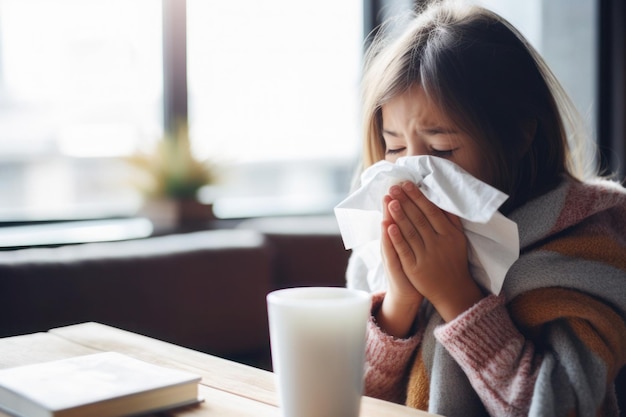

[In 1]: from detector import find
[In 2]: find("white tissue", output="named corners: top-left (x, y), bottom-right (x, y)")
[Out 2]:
top-left (334, 155), bottom-right (519, 295)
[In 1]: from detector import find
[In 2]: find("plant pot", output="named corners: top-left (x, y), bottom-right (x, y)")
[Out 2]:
top-left (141, 198), bottom-right (215, 231)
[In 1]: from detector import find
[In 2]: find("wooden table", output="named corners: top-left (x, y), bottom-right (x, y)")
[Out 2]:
top-left (0, 322), bottom-right (439, 417)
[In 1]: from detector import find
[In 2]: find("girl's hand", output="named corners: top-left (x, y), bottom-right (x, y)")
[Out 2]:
top-left (376, 194), bottom-right (424, 338)
top-left (386, 181), bottom-right (483, 322)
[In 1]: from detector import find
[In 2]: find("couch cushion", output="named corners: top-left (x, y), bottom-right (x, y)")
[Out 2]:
top-left (0, 229), bottom-right (273, 356)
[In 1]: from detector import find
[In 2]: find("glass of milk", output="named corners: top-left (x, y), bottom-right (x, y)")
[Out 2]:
top-left (267, 287), bottom-right (371, 417)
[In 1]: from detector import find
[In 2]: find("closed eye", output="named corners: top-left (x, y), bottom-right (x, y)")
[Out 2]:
top-left (386, 146), bottom-right (406, 155)
top-left (430, 147), bottom-right (457, 158)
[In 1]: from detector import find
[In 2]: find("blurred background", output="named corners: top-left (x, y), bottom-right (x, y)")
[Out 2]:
top-left (0, 0), bottom-right (622, 226)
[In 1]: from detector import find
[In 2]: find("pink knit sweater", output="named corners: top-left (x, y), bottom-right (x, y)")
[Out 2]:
top-left (365, 292), bottom-right (538, 415)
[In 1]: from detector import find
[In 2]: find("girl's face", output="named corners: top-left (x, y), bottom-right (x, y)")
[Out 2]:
top-left (380, 84), bottom-right (491, 184)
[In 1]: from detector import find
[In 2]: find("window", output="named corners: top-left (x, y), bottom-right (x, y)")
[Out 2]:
top-left (0, 0), bottom-right (363, 222)
top-left (0, 0), bottom-right (163, 221)
top-left (0, 0), bottom-right (609, 224)
top-left (187, 0), bottom-right (363, 218)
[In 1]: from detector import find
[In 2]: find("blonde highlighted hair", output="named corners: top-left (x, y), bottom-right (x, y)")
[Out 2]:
top-left (360, 0), bottom-right (597, 213)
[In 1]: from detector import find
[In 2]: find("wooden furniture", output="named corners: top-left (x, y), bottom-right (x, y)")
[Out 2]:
top-left (0, 322), bottom-right (439, 417)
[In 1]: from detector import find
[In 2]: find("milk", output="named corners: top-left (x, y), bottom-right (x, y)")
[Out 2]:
top-left (267, 287), bottom-right (371, 417)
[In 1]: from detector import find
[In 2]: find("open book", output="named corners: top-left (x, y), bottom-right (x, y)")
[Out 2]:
top-left (0, 352), bottom-right (202, 417)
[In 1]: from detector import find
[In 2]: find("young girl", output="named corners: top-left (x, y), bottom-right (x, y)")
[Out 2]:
top-left (347, 1), bottom-right (626, 416)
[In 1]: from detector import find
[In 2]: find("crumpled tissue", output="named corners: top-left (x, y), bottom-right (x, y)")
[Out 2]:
top-left (334, 155), bottom-right (519, 295)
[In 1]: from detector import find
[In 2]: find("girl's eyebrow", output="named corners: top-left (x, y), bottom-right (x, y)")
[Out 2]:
top-left (381, 128), bottom-right (399, 137)
top-left (419, 126), bottom-right (458, 135)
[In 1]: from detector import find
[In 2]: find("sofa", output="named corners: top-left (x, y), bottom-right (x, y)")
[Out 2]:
top-left (0, 216), bottom-right (351, 369)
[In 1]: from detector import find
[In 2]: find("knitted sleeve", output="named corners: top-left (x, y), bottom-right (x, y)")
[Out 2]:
top-left (434, 295), bottom-right (538, 416)
top-left (435, 291), bottom-right (626, 417)
top-left (363, 292), bottom-right (422, 404)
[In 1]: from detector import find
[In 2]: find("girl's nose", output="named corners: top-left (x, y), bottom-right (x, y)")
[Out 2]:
top-left (405, 143), bottom-right (428, 156)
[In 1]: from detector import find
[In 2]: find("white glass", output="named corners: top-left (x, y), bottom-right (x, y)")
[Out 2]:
top-left (267, 287), bottom-right (371, 417)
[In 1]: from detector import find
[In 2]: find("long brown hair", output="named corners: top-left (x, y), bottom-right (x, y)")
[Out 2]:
top-left (361, 0), bottom-right (595, 213)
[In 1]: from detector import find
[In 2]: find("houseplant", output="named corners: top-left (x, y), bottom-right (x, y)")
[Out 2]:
top-left (127, 123), bottom-right (217, 229)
